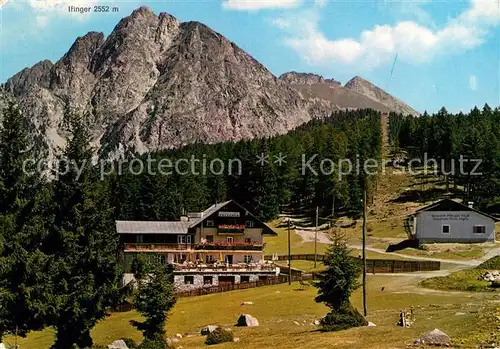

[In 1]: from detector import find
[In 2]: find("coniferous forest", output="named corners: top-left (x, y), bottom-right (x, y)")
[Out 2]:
top-left (389, 105), bottom-right (500, 212)
top-left (3, 100), bottom-right (500, 345)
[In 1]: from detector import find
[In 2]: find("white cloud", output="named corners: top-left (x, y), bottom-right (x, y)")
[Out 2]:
top-left (222, 0), bottom-right (302, 11)
top-left (469, 75), bottom-right (478, 91)
top-left (274, 0), bottom-right (498, 68)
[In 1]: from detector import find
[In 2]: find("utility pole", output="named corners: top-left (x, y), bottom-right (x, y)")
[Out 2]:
top-left (314, 206), bottom-right (319, 269)
top-left (362, 189), bottom-right (367, 317)
top-left (288, 218), bottom-right (292, 285)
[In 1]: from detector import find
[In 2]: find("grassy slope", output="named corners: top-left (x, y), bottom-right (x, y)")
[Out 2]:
top-left (422, 256), bottom-right (500, 292)
top-left (9, 275), bottom-right (500, 349)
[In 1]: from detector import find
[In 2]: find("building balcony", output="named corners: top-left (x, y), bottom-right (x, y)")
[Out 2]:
top-left (124, 243), bottom-right (194, 252)
top-left (124, 242), bottom-right (265, 252)
top-left (195, 242), bottom-right (265, 251)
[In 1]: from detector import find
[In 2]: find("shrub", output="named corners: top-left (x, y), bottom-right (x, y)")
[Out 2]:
top-left (478, 256), bottom-right (500, 270)
top-left (319, 305), bottom-right (368, 332)
top-left (205, 327), bottom-right (234, 345)
top-left (138, 338), bottom-right (169, 349)
top-left (121, 338), bottom-right (139, 348)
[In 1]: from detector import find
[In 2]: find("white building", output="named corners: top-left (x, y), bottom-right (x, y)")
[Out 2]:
top-left (408, 198), bottom-right (498, 243)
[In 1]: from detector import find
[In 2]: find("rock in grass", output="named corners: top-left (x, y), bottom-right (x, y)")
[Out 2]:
top-left (237, 314), bottom-right (259, 327)
top-left (415, 328), bottom-right (451, 346)
top-left (201, 325), bottom-right (220, 335)
top-left (108, 340), bottom-right (129, 349)
top-left (233, 337), bottom-right (240, 342)
top-left (241, 301), bottom-right (254, 305)
top-left (367, 322), bottom-right (376, 327)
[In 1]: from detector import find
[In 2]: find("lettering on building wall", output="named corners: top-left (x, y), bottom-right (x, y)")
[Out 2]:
top-left (218, 211), bottom-right (240, 217)
top-left (431, 213), bottom-right (470, 221)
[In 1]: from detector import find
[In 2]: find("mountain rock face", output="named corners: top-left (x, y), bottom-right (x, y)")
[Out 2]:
top-left (279, 72), bottom-right (341, 86)
top-left (280, 72), bottom-right (391, 113)
top-left (280, 72), bottom-right (419, 116)
top-left (345, 76), bottom-right (419, 116)
top-left (5, 7), bottom-right (312, 158)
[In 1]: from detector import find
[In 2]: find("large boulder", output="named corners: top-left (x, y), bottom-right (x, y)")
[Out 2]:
top-left (108, 340), bottom-right (129, 349)
top-left (414, 329), bottom-right (451, 346)
top-left (237, 314), bottom-right (259, 327)
top-left (201, 325), bottom-right (220, 335)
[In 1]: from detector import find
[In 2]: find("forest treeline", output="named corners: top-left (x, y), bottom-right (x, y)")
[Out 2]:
top-left (109, 109), bottom-right (382, 222)
top-left (0, 102), bottom-right (382, 345)
top-left (389, 104), bottom-right (500, 212)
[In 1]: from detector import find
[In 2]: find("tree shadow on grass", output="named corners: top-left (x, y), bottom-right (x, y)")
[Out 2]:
top-left (130, 319), bottom-right (147, 332)
top-left (386, 239), bottom-right (420, 252)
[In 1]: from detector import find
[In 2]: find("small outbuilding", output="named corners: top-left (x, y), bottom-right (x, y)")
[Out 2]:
top-left (408, 198), bottom-right (497, 243)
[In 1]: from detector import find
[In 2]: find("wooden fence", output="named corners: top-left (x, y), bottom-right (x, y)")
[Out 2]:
top-left (176, 274), bottom-right (315, 298)
top-left (265, 254), bottom-right (440, 273)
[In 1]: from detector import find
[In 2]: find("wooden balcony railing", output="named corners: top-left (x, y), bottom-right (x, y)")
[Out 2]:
top-left (195, 242), bottom-right (265, 251)
top-left (124, 242), bottom-right (265, 251)
top-left (124, 243), bottom-right (194, 251)
top-left (174, 263), bottom-right (277, 272)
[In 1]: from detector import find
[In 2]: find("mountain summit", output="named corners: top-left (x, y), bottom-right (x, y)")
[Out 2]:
top-left (345, 76), bottom-right (420, 116)
top-left (5, 7), bottom-right (312, 158)
top-left (4, 7), bottom-right (418, 159)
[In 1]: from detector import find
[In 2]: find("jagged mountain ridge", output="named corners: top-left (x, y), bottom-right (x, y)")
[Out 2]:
top-left (4, 7), bottom-right (418, 159)
top-left (4, 7), bottom-right (315, 158)
top-left (345, 76), bottom-right (420, 116)
top-left (279, 72), bottom-right (419, 116)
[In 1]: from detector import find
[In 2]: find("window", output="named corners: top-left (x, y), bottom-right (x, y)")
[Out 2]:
top-left (226, 237), bottom-right (234, 243)
top-left (244, 255), bottom-right (253, 263)
top-left (228, 219), bottom-right (236, 225)
top-left (206, 220), bottom-right (214, 227)
top-left (441, 225), bottom-right (450, 234)
top-left (135, 234), bottom-right (144, 243)
top-left (246, 221), bottom-right (254, 228)
top-left (177, 235), bottom-right (192, 244)
top-left (245, 238), bottom-right (251, 243)
top-left (240, 275), bottom-right (250, 283)
top-left (259, 276), bottom-right (268, 281)
top-left (473, 226), bottom-right (486, 234)
top-left (203, 276), bottom-right (213, 285)
top-left (184, 276), bottom-right (194, 284)
top-left (205, 255), bottom-right (216, 263)
top-left (206, 235), bottom-right (214, 242)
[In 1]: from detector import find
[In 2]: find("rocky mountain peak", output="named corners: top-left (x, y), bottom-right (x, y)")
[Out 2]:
top-left (344, 76), bottom-right (420, 116)
top-left (5, 7), bottom-right (312, 159)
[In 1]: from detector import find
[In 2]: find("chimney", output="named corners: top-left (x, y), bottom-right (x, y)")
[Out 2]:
top-left (468, 202), bottom-right (474, 208)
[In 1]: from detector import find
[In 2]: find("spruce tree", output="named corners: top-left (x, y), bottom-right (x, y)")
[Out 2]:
top-left (0, 102), bottom-right (50, 340)
top-left (45, 116), bottom-right (121, 348)
top-left (133, 259), bottom-right (176, 340)
top-left (314, 233), bottom-right (367, 331)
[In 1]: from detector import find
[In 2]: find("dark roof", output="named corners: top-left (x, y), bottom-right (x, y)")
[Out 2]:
top-left (415, 198), bottom-right (499, 221)
top-left (116, 221), bottom-right (190, 234)
top-left (188, 200), bottom-right (232, 227)
top-left (115, 200), bottom-right (278, 235)
top-left (188, 200), bottom-right (278, 236)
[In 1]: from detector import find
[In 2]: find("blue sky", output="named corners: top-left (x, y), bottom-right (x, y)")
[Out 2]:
top-left (1, 0), bottom-right (499, 114)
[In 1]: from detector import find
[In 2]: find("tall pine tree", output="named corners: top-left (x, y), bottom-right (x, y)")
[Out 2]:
top-left (45, 115), bottom-right (121, 348)
top-left (0, 102), bottom-right (50, 340)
